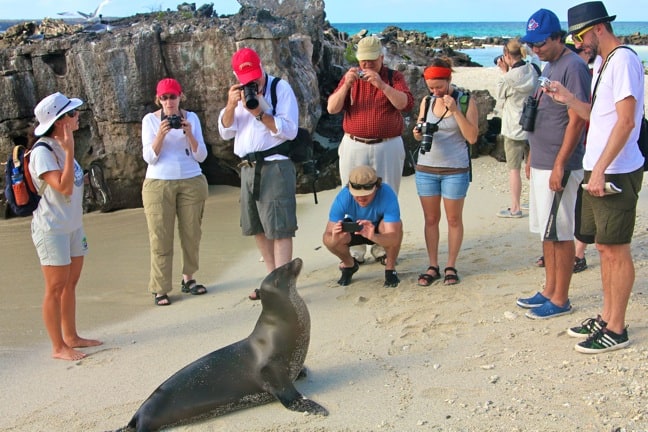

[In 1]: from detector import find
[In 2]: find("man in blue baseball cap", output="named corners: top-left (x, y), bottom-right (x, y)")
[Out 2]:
top-left (515, 9), bottom-right (592, 322)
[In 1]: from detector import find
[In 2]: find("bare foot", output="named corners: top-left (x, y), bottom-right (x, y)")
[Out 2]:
top-left (65, 337), bottom-right (103, 348)
top-left (52, 346), bottom-right (87, 361)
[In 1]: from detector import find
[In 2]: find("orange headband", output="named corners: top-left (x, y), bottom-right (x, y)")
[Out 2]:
top-left (423, 66), bottom-right (452, 80)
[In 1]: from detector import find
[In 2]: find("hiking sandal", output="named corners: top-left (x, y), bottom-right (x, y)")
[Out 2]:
top-left (154, 294), bottom-right (171, 306)
top-left (417, 266), bottom-right (440, 286)
top-left (443, 267), bottom-right (460, 285)
top-left (181, 279), bottom-right (207, 295)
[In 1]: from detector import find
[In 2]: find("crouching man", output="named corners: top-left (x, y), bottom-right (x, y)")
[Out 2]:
top-left (323, 166), bottom-right (403, 287)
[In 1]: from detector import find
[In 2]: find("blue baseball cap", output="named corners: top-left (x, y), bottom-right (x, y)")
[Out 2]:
top-left (521, 9), bottom-right (562, 44)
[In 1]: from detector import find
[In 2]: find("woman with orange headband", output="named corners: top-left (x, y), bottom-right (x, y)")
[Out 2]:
top-left (413, 57), bottom-right (479, 287)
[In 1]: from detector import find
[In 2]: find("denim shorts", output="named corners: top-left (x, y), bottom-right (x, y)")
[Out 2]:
top-left (415, 170), bottom-right (470, 199)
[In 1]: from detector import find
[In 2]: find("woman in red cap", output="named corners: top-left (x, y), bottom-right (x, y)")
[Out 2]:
top-left (141, 78), bottom-right (209, 306)
top-left (413, 57), bottom-right (479, 287)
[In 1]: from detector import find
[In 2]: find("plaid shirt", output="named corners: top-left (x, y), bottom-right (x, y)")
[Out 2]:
top-left (335, 66), bottom-right (414, 139)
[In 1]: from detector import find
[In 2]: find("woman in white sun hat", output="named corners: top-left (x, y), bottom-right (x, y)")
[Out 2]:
top-left (29, 91), bottom-right (102, 361)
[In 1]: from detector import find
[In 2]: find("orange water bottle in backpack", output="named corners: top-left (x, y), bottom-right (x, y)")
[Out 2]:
top-left (11, 166), bottom-right (30, 206)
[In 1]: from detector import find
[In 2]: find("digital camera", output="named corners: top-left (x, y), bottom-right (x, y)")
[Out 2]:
top-left (240, 82), bottom-right (259, 109)
top-left (493, 55), bottom-right (503, 65)
top-left (538, 77), bottom-right (552, 91)
top-left (166, 114), bottom-right (183, 129)
top-left (357, 70), bottom-right (366, 79)
top-left (416, 122), bottom-right (439, 154)
top-left (519, 96), bottom-right (538, 132)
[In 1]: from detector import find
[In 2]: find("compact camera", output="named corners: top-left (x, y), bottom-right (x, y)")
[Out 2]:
top-left (240, 82), bottom-right (259, 109)
top-left (538, 77), bottom-right (552, 91)
top-left (416, 122), bottom-right (439, 154)
top-left (166, 114), bottom-right (183, 129)
top-left (357, 70), bottom-right (366, 79)
top-left (519, 96), bottom-right (538, 132)
top-left (493, 55), bottom-right (503, 65)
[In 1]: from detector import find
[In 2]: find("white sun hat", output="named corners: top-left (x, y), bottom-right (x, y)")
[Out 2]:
top-left (34, 92), bottom-right (83, 136)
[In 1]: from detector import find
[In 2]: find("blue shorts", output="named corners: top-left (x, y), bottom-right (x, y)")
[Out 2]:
top-left (415, 170), bottom-right (470, 199)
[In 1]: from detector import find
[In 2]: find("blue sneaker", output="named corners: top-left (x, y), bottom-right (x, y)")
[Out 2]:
top-left (525, 300), bottom-right (573, 319)
top-left (516, 292), bottom-right (549, 309)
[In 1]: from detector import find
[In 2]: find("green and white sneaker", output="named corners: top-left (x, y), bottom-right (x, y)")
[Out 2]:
top-left (575, 327), bottom-right (630, 354)
top-left (567, 315), bottom-right (606, 338)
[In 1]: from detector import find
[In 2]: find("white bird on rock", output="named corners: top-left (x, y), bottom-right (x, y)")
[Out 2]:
top-left (58, 0), bottom-right (111, 22)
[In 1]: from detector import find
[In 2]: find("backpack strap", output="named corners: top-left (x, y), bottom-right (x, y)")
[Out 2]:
top-left (530, 62), bottom-right (542, 77)
top-left (270, 76), bottom-right (280, 116)
top-left (26, 141), bottom-right (54, 196)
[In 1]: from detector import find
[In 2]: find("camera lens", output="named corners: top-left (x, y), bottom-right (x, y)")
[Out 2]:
top-left (493, 55), bottom-right (503, 65)
top-left (242, 82), bottom-right (259, 110)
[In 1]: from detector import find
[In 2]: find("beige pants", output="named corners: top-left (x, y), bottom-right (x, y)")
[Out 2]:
top-left (142, 175), bottom-right (208, 294)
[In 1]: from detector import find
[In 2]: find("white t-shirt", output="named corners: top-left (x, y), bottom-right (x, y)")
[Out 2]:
top-left (29, 137), bottom-right (84, 233)
top-left (585, 47), bottom-right (645, 173)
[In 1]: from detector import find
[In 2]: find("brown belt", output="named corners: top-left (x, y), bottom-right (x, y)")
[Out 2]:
top-left (349, 135), bottom-right (384, 144)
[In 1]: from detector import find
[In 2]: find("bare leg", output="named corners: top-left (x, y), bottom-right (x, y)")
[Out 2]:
top-left (419, 195), bottom-right (442, 270)
top-left (443, 197), bottom-right (465, 270)
top-left (61, 256), bottom-right (102, 349)
top-left (255, 234), bottom-right (276, 273)
top-left (597, 243), bottom-right (634, 334)
top-left (41, 264), bottom-right (86, 360)
top-left (575, 239), bottom-right (587, 259)
top-left (542, 240), bottom-right (574, 307)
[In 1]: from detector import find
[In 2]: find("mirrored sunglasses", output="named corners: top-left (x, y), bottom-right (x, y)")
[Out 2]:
top-left (349, 181), bottom-right (377, 190)
top-left (160, 94), bottom-right (178, 101)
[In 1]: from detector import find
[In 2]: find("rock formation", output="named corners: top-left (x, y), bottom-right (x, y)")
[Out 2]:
top-left (0, 0), bottom-right (495, 214)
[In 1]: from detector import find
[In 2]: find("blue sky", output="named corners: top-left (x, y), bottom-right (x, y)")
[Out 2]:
top-left (2, 0), bottom-right (647, 22)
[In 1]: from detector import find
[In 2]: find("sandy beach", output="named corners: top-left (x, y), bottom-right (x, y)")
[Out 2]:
top-left (1, 67), bottom-right (648, 432)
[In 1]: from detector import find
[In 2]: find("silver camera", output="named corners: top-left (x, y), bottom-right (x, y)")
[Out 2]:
top-left (538, 77), bottom-right (552, 90)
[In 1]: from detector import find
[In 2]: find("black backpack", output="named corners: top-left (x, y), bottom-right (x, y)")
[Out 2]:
top-left (4, 141), bottom-right (53, 217)
top-left (269, 77), bottom-right (313, 163)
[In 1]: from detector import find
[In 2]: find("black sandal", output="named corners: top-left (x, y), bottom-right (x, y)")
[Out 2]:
top-left (181, 279), bottom-right (207, 295)
top-left (248, 288), bottom-right (261, 301)
top-left (337, 260), bottom-right (360, 286)
top-left (417, 266), bottom-right (440, 286)
top-left (154, 294), bottom-right (171, 306)
top-left (443, 267), bottom-right (460, 285)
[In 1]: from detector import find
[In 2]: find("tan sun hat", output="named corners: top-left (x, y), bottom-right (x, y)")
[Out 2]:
top-left (348, 165), bottom-right (380, 197)
top-left (356, 36), bottom-right (382, 61)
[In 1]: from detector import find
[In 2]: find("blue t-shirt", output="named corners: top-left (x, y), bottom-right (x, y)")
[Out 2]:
top-left (329, 184), bottom-right (400, 224)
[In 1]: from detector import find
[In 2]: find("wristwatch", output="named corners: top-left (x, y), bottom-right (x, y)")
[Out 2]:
top-left (255, 112), bottom-right (264, 122)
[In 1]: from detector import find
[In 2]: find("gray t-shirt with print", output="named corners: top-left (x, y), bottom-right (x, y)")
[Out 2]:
top-left (528, 50), bottom-right (591, 171)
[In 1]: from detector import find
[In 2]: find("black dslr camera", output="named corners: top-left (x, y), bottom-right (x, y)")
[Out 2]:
top-left (416, 122), bottom-right (439, 154)
top-left (240, 82), bottom-right (259, 109)
top-left (493, 55), bottom-right (503, 65)
top-left (519, 96), bottom-right (538, 132)
top-left (165, 114), bottom-right (183, 129)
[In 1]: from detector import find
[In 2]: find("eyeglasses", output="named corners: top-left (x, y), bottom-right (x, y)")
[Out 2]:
top-left (65, 109), bottom-right (77, 118)
top-left (528, 39), bottom-right (548, 49)
top-left (572, 25), bottom-right (594, 43)
top-left (160, 94), bottom-right (178, 101)
top-left (349, 181), bottom-right (377, 190)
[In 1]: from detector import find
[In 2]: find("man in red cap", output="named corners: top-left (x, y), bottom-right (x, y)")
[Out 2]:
top-left (218, 47), bottom-right (300, 300)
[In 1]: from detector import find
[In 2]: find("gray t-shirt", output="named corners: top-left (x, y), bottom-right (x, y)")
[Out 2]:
top-left (528, 50), bottom-right (591, 171)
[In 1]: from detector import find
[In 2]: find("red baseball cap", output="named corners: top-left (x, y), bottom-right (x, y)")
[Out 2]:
top-left (156, 78), bottom-right (182, 97)
top-left (231, 48), bottom-right (262, 84)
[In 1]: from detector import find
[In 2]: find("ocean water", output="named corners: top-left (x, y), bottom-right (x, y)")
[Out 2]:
top-left (333, 21), bottom-right (648, 66)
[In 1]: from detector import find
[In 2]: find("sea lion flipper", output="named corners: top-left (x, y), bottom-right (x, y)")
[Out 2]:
top-left (284, 395), bottom-right (329, 416)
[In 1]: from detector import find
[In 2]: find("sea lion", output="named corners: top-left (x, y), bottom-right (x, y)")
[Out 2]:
top-left (116, 258), bottom-right (328, 432)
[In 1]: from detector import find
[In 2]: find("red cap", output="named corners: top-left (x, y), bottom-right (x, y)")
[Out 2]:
top-left (156, 78), bottom-right (182, 97)
top-left (231, 48), bottom-right (262, 84)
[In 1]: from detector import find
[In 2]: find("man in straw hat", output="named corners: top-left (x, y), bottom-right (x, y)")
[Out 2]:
top-left (547, 1), bottom-right (645, 354)
top-left (322, 165), bottom-right (403, 287)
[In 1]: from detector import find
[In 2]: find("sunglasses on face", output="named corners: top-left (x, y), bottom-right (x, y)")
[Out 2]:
top-left (160, 94), bottom-right (178, 101)
top-left (349, 181), bottom-right (377, 190)
top-left (528, 39), bottom-right (548, 49)
top-left (572, 25), bottom-right (594, 43)
top-left (65, 109), bottom-right (77, 118)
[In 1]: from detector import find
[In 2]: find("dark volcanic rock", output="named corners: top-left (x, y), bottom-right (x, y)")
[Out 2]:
top-left (0, 1), bottom-right (497, 213)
